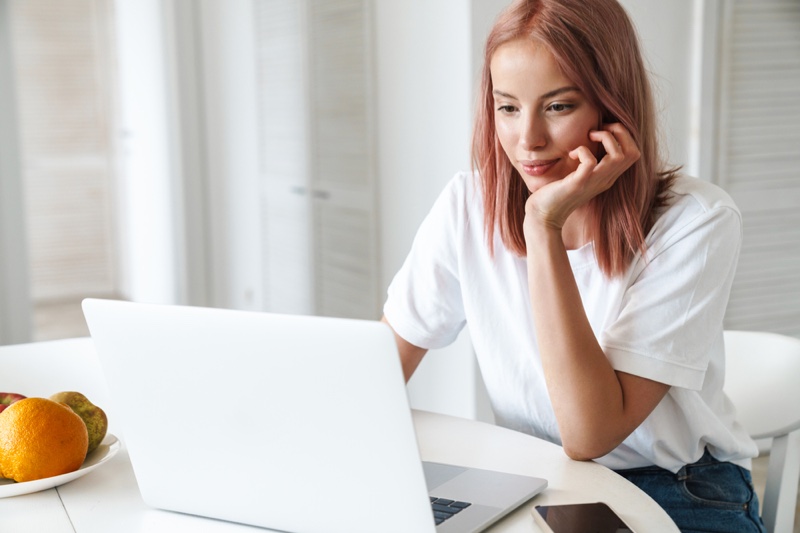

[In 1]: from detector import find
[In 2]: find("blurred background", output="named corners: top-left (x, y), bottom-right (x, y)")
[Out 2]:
top-left (1, 0), bottom-right (799, 422)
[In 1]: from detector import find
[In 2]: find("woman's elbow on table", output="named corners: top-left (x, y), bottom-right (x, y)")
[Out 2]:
top-left (561, 439), bottom-right (618, 462)
top-left (559, 381), bottom-right (671, 461)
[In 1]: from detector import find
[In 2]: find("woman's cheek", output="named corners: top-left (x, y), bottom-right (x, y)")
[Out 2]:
top-left (494, 121), bottom-right (515, 157)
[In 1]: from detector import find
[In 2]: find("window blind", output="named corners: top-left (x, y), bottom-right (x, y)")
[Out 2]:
top-left (9, 0), bottom-right (117, 302)
top-left (717, 0), bottom-right (800, 335)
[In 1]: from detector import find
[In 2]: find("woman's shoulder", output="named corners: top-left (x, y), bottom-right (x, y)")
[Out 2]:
top-left (665, 175), bottom-right (739, 215)
top-left (443, 169), bottom-right (482, 196)
top-left (435, 170), bottom-right (484, 214)
top-left (648, 175), bottom-right (741, 248)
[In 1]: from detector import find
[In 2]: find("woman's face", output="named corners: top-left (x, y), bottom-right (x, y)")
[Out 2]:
top-left (490, 39), bottom-right (601, 192)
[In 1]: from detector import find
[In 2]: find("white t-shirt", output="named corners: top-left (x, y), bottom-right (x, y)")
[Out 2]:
top-left (384, 171), bottom-right (758, 473)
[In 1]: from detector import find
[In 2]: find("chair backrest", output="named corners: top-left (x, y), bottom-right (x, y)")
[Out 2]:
top-left (724, 330), bottom-right (800, 440)
top-left (723, 330), bottom-right (800, 533)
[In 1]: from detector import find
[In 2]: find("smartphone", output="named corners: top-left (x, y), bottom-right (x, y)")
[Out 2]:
top-left (533, 502), bottom-right (634, 533)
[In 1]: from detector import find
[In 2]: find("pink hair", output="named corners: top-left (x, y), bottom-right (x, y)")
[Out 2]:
top-left (472, 0), bottom-right (677, 276)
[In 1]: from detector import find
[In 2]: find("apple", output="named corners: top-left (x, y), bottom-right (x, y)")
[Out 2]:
top-left (0, 392), bottom-right (26, 413)
top-left (49, 391), bottom-right (108, 455)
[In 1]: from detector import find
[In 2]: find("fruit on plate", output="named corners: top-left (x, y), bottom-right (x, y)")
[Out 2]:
top-left (0, 397), bottom-right (89, 482)
top-left (0, 392), bottom-right (26, 413)
top-left (49, 391), bottom-right (108, 455)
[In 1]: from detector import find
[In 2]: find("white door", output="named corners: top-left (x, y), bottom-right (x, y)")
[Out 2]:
top-left (256, 0), bottom-right (379, 319)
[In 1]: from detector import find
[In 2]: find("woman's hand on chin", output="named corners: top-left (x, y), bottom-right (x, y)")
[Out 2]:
top-left (524, 122), bottom-right (640, 232)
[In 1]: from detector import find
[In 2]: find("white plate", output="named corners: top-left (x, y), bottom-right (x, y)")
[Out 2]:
top-left (0, 433), bottom-right (120, 498)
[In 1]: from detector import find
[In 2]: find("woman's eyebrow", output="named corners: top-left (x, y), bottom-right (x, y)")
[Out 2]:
top-left (539, 86), bottom-right (581, 100)
top-left (492, 86), bottom-right (581, 101)
top-left (492, 89), bottom-right (518, 100)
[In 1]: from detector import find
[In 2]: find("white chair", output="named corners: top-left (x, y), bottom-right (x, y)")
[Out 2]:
top-left (724, 330), bottom-right (800, 533)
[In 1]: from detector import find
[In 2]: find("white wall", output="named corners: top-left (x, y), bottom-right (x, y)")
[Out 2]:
top-left (195, 0), bottom-right (263, 311)
top-left (114, 0), bottom-right (263, 310)
top-left (113, 0), bottom-right (180, 304)
top-left (375, 1), bottom-right (473, 281)
top-left (618, 0), bottom-right (695, 170)
top-left (375, 0), bottom-right (482, 419)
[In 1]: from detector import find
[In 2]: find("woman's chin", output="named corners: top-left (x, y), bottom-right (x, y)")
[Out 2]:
top-left (520, 173), bottom-right (562, 193)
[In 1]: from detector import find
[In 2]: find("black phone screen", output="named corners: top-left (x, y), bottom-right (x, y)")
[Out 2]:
top-left (535, 502), bottom-right (634, 533)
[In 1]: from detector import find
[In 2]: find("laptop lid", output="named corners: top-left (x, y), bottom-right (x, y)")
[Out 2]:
top-left (83, 299), bottom-right (545, 532)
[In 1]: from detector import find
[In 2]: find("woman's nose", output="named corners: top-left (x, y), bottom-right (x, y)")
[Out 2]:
top-left (519, 114), bottom-right (547, 150)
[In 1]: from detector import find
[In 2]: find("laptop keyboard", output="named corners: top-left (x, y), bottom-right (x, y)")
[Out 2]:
top-left (430, 496), bottom-right (472, 525)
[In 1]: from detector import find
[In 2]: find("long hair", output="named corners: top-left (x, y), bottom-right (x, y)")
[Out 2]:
top-left (472, 0), bottom-right (677, 276)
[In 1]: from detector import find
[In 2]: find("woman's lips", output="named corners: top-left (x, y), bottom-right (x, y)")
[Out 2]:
top-left (520, 159), bottom-right (559, 177)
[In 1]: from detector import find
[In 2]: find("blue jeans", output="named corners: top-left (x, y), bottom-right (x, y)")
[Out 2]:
top-left (615, 450), bottom-right (766, 533)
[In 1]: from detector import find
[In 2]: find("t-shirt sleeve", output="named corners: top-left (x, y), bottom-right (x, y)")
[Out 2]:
top-left (382, 176), bottom-right (468, 349)
top-left (601, 201), bottom-right (742, 390)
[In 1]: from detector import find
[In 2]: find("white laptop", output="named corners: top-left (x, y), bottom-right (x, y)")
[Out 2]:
top-left (82, 298), bottom-right (547, 533)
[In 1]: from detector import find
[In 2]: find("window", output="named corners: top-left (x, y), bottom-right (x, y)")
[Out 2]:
top-left (9, 0), bottom-right (120, 340)
top-left (707, 0), bottom-right (800, 336)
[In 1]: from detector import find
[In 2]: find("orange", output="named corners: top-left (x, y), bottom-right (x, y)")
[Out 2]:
top-left (0, 397), bottom-right (88, 482)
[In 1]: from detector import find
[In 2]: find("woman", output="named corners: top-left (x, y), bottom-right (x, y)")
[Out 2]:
top-left (381, 0), bottom-right (765, 531)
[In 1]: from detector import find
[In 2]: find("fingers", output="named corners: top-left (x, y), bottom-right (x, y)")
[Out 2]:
top-left (568, 145), bottom-right (598, 178)
top-left (565, 123), bottom-right (640, 196)
top-left (565, 145), bottom-right (603, 192)
top-left (589, 130), bottom-right (622, 160)
top-left (589, 123), bottom-right (641, 165)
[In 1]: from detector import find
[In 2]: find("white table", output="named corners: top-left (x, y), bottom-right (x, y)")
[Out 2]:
top-left (0, 337), bottom-right (678, 532)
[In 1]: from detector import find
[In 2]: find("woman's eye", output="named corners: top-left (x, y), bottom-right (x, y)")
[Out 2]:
top-left (548, 103), bottom-right (573, 113)
top-left (497, 104), bottom-right (517, 114)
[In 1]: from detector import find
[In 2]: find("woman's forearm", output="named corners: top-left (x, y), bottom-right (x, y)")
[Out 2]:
top-left (525, 223), bottom-right (668, 459)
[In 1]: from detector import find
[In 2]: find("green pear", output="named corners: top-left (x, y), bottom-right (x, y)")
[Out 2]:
top-left (50, 391), bottom-right (108, 455)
